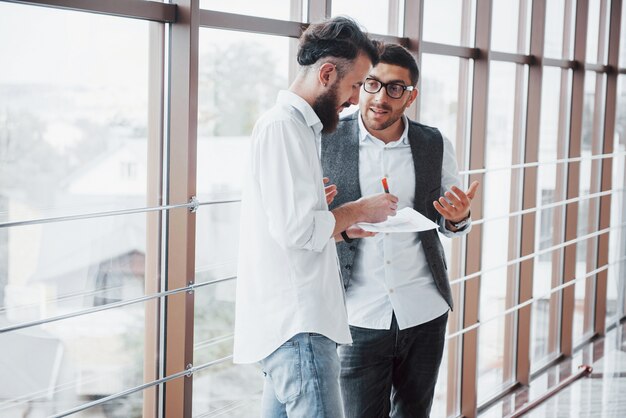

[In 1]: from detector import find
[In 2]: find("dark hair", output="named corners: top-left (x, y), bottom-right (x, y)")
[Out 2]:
top-left (297, 16), bottom-right (379, 72)
top-left (378, 43), bottom-right (420, 86)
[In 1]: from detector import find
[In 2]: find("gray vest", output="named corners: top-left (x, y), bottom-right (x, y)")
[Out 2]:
top-left (321, 112), bottom-right (453, 310)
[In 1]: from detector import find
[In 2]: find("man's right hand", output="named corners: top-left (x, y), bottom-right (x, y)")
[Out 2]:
top-left (357, 193), bottom-right (399, 223)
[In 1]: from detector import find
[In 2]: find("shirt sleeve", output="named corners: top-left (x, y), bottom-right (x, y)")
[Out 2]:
top-left (439, 135), bottom-right (472, 238)
top-left (252, 119), bottom-right (335, 252)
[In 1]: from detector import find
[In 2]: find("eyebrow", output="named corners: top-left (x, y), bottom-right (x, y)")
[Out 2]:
top-left (367, 75), bottom-right (409, 85)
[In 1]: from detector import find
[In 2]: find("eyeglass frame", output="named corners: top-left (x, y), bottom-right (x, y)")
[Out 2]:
top-left (362, 77), bottom-right (415, 99)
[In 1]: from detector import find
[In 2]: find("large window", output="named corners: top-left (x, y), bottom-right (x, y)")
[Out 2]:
top-left (1, 1), bottom-right (625, 417)
top-left (0, 3), bottom-right (151, 416)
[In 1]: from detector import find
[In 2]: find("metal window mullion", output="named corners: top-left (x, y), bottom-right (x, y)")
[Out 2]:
top-left (446, 1), bottom-right (473, 416)
top-left (595, 0), bottom-right (623, 334)
top-left (420, 41), bottom-right (478, 58)
top-left (515, 0), bottom-right (546, 387)
top-left (403, 0), bottom-right (423, 121)
top-left (447, 1), bottom-right (474, 414)
top-left (549, 0), bottom-right (576, 357)
top-left (307, 0), bottom-right (330, 22)
top-left (165, 0), bottom-right (199, 415)
top-left (7, 0), bottom-right (177, 22)
top-left (560, 0), bottom-right (589, 357)
top-left (198, 9), bottom-right (303, 38)
top-left (582, 0), bottom-right (611, 339)
top-left (144, 19), bottom-right (166, 418)
top-left (461, 0), bottom-right (492, 416)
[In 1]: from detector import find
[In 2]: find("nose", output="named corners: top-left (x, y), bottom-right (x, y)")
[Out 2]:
top-left (374, 87), bottom-right (388, 103)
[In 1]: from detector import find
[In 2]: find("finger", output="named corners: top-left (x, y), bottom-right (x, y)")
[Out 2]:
top-left (438, 196), bottom-right (455, 212)
top-left (466, 181), bottom-right (480, 200)
top-left (325, 184), bottom-right (337, 193)
top-left (450, 186), bottom-right (470, 207)
top-left (433, 201), bottom-right (451, 218)
top-left (445, 190), bottom-right (464, 208)
top-left (323, 177), bottom-right (330, 184)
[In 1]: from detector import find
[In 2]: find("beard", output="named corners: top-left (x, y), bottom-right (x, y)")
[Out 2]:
top-left (362, 99), bottom-right (409, 132)
top-left (313, 83), bottom-right (347, 134)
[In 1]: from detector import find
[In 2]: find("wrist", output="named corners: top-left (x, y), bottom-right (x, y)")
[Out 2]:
top-left (341, 230), bottom-right (354, 243)
top-left (448, 212), bottom-right (471, 230)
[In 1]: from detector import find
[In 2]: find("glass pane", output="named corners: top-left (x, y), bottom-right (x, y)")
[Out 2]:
top-left (193, 362), bottom-right (263, 417)
top-left (586, 0), bottom-right (601, 63)
top-left (544, 0), bottom-right (566, 58)
top-left (197, 29), bottom-right (290, 202)
top-left (621, 2), bottom-right (626, 68)
top-left (478, 61), bottom-right (520, 403)
top-left (491, 0), bottom-right (530, 54)
top-left (477, 316), bottom-right (512, 404)
top-left (0, 3), bottom-right (150, 224)
top-left (200, 0), bottom-right (297, 22)
top-left (422, 0), bottom-right (471, 46)
top-left (194, 28), bottom-right (290, 417)
top-left (607, 75), bottom-right (626, 325)
top-left (420, 54), bottom-right (463, 153)
top-left (573, 72), bottom-right (599, 345)
top-left (1, 213), bottom-right (148, 321)
top-left (0, 303), bottom-right (145, 417)
top-left (192, 280), bottom-right (262, 417)
top-left (331, 0), bottom-right (404, 36)
top-left (532, 67), bottom-right (564, 368)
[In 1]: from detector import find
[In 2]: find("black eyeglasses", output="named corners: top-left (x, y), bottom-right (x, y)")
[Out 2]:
top-left (363, 77), bottom-right (415, 99)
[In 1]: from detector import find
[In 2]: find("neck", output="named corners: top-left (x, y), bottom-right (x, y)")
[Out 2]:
top-left (288, 73), bottom-right (319, 109)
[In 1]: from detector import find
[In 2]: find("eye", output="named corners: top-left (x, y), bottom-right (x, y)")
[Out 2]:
top-left (389, 84), bottom-right (404, 96)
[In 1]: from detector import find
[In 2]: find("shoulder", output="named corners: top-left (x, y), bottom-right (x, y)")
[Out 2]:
top-left (253, 105), bottom-right (307, 140)
top-left (406, 118), bottom-right (443, 140)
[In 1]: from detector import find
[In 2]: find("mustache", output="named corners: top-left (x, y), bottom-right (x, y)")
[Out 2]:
top-left (370, 104), bottom-right (392, 112)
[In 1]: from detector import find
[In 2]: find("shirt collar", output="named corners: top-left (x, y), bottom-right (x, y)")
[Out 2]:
top-left (357, 111), bottom-right (410, 146)
top-left (277, 90), bottom-right (323, 135)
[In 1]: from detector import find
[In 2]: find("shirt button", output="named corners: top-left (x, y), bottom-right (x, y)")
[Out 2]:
top-left (389, 288), bottom-right (394, 293)
top-left (386, 260), bottom-right (391, 265)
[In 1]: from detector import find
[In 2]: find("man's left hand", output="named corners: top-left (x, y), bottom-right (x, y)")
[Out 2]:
top-left (433, 181), bottom-right (480, 224)
top-left (324, 177), bottom-right (338, 205)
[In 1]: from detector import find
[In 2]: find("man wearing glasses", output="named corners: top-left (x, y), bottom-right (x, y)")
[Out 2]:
top-left (234, 18), bottom-right (400, 418)
top-left (322, 43), bottom-right (479, 417)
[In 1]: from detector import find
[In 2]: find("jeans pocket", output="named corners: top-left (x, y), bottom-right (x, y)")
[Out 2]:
top-left (262, 341), bottom-right (302, 403)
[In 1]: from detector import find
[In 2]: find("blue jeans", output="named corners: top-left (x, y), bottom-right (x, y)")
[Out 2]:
top-left (338, 312), bottom-right (448, 418)
top-left (259, 333), bottom-right (344, 418)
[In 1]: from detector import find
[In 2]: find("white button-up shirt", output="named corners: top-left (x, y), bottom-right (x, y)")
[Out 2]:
top-left (346, 114), bottom-right (471, 331)
top-left (233, 90), bottom-right (352, 364)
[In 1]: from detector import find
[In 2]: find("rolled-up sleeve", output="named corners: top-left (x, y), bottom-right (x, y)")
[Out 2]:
top-left (253, 119), bottom-right (335, 252)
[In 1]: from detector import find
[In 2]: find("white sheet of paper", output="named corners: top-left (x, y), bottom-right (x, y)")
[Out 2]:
top-left (356, 207), bottom-right (439, 233)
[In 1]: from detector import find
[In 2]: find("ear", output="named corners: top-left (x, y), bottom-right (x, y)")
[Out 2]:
top-left (318, 62), bottom-right (337, 87)
top-left (405, 87), bottom-right (419, 107)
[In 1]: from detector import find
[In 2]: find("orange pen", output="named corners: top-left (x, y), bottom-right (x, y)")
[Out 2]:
top-left (381, 177), bottom-right (390, 193)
